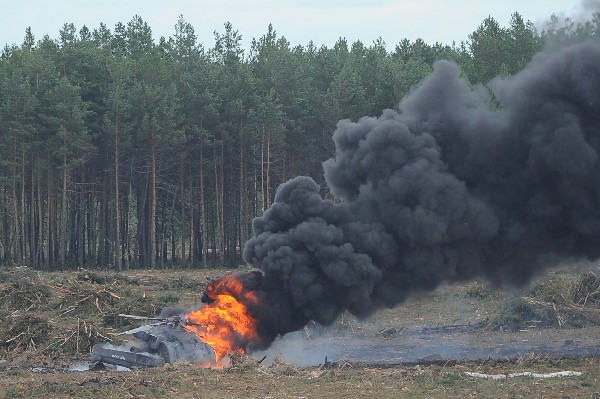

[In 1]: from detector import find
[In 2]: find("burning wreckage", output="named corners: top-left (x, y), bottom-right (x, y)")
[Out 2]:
top-left (96, 40), bottom-right (600, 368)
top-left (92, 272), bottom-right (263, 369)
top-left (91, 314), bottom-right (216, 369)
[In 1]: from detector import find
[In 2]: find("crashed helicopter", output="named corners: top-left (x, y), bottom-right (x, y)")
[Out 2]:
top-left (90, 314), bottom-right (217, 369)
top-left (92, 272), bottom-right (264, 369)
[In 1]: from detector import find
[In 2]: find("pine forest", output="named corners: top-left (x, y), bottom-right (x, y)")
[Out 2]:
top-left (0, 12), bottom-right (596, 270)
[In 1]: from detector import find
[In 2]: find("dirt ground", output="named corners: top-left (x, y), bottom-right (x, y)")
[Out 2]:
top-left (1, 266), bottom-right (600, 398)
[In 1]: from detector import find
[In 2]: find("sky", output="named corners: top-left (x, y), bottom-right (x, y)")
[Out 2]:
top-left (0, 0), bottom-right (596, 51)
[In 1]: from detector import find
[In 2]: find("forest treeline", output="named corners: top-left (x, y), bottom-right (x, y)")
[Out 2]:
top-left (0, 12), bottom-right (597, 270)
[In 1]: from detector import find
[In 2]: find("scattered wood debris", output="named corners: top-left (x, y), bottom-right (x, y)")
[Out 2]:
top-left (465, 370), bottom-right (583, 380)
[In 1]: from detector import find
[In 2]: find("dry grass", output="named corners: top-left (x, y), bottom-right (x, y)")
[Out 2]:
top-left (0, 267), bottom-right (219, 361)
top-left (1, 266), bottom-right (600, 398)
top-left (1, 356), bottom-right (598, 399)
top-left (488, 271), bottom-right (600, 331)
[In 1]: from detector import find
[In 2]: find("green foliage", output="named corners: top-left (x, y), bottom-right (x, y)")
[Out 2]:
top-left (0, 12), bottom-right (558, 270)
top-left (0, 313), bottom-right (51, 351)
top-left (463, 283), bottom-right (495, 299)
top-left (463, 12), bottom-right (543, 84)
top-left (3, 386), bottom-right (25, 399)
top-left (158, 275), bottom-right (203, 290)
top-left (0, 270), bottom-right (52, 311)
top-left (486, 297), bottom-right (551, 331)
top-left (157, 293), bottom-right (181, 304)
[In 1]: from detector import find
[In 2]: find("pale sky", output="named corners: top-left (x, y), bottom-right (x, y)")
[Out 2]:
top-left (0, 0), bottom-right (594, 51)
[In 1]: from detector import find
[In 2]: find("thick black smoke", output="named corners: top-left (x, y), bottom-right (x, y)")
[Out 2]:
top-left (207, 41), bottom-right (600, 348)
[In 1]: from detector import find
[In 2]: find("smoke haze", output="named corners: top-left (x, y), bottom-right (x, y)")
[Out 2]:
top-left (205, 40), bottom-right (600, 349)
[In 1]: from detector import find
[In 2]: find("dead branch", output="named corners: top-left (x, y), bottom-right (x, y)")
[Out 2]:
top-left (5, 331), bottom-right (25, 344)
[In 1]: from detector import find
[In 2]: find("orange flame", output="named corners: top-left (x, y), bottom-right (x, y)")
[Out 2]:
top-left (184, 274), bottom-right (260, 362)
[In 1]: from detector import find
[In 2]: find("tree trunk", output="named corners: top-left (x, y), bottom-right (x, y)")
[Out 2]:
top-left (213, 145), bottom-right (220, 265)
top-left (97, 172), bottom-right (108, 268)
top-left (37, 170), bottom-right (44, 268)
top-left (47, 162), bottom-right (55, 270)
top-left (266, 136), bottom-right (271, 209)
top-left (189, 184), bottom-right (195, 264)
top-left (126, 164), bottom-right (134, 268)
top-left (159, 206), bottom-right (166, 267)
top-left (114, 109), bottom-right (122, 271)
top-left (137, 167), bottom-right (149, 267)
top-left (199, 139), bottom-right (207, 266)
top-left (239, 123), bottom-right (246, 262)
top-left (20, 148), bottom-right (26, 263)
top-left (106, 176), bottom-right (114, 267)
top-left (179, 154), bottom-right (185, 263)
top-left (2, 189), bottom-right (12, 264)
top-left (219, 142), bottom-right (225, 265)
top-left (59, 153), bottom-right (68, 269)
top-left (30, 160), bottom-right (36, 267)
top-left (149, 137), bottom-right (157, 269)
top-left (78, 167), bottom-right (85, 269)
top-left (162, 182), bottom-right (178, 266)
top-left (88, 186), bottom-right (97, 268)
top-left (12, 171), bottom-right (20, 263)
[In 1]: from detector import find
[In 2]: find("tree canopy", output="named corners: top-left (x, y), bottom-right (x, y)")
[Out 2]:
top-left (0, 11), bottom-right (596, 270)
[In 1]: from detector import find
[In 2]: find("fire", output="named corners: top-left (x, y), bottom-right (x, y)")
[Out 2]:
top-left (184, 274), bottom-right (260, 361)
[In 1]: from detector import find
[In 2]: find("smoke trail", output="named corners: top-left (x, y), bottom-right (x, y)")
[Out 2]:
top-left (207, 40), bottom-right (600, 349)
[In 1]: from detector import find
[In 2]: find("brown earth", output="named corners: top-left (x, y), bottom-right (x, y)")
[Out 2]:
top-left (1, 266), bottom-right (600, 398)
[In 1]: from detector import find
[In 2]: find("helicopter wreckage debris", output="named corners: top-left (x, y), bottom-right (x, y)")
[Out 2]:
top-left (90, 314), bottom-right (216, 369)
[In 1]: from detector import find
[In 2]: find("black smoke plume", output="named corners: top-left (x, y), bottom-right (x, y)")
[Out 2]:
top-left (203, 40), bottom-right (600, 349)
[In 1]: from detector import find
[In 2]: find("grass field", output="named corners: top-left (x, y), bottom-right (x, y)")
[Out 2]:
top-left (1, 266), bottom-right (600, 398)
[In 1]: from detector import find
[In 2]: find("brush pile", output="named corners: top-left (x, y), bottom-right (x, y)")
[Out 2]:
top-left (0, 267), bottom-right (206, 365)
top-left (488, 271), bottom-right (600, 331)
